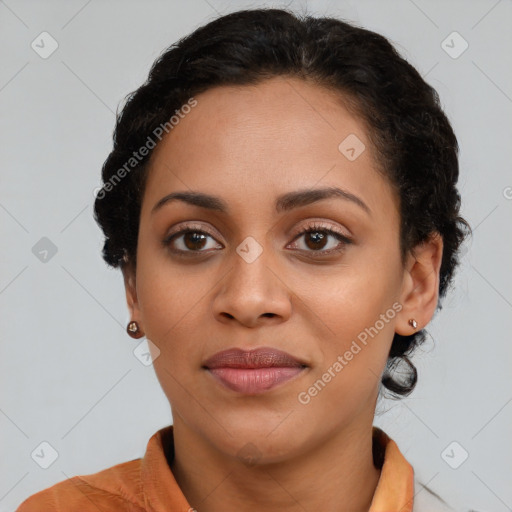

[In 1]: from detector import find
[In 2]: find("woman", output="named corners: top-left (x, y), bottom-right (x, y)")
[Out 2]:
top-left (17, 7), bottom-right (470, 512)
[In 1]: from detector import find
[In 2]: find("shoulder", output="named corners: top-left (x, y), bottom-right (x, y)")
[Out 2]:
top-left (413, 478), bottom-right (456, 512)
top-left (16, 458), bottom-right (145, 512)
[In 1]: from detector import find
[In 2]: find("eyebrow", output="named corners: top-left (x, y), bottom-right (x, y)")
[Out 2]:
top-left (151, 186), bottom-right (371, 216)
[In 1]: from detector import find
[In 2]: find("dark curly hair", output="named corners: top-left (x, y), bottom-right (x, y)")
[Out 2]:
top-left (93, 7), bottom-right (471, 399)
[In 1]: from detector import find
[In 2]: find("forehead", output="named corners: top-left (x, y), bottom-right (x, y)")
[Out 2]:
top-left (141, 76), bottom-right (397, 221)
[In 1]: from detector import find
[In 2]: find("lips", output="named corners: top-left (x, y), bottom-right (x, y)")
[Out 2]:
top-left (203, 347), bottom-right (306, 369)
top-left (203, 347), bottom-right (307, 394)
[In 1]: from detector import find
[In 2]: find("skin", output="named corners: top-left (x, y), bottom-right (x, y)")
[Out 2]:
top-left (122, 76), bottom-right (443, 512)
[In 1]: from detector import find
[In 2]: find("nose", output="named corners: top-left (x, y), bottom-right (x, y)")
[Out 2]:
top-left (212, 240), bottom-right (292, 328)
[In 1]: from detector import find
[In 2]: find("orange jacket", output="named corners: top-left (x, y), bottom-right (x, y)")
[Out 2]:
top-left (17, 426), bottom-right (416, 511)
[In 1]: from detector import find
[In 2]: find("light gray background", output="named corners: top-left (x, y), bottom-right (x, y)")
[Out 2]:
top-left (1, 1), bottom-right (511, 511)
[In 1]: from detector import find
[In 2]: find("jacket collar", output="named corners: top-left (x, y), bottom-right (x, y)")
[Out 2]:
top-left (140, 425), bottom-right (414, 511)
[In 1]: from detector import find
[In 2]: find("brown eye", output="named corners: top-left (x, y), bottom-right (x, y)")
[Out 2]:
top-left (303, 230), bottom-right (329, 250)
top-left (181, 231), bottom-right (208, 250)
top-left (164, 227), bottom-right (223, 255)
top-left (288, 224), bottom-right (353, 256)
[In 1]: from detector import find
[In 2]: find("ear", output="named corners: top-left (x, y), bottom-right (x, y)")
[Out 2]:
top-left (122, 261), bottom-right (142, 324)
top-left (396, 232), bottom-right (444, 335)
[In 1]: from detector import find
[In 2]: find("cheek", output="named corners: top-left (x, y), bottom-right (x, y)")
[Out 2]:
top-left (138, 269), bottom-right (210, 405)
top-left (306, 267), bottom-right (396, 336)
top-left (299, 264), bottom-right (400, 395)
top-left (297, 282), bottom-right (397, 421)
top-left (135, 253), bottom-right (202, 354)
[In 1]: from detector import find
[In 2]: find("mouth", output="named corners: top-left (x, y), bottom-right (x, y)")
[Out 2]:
top-left (202, 347), bottom-right (308, 394)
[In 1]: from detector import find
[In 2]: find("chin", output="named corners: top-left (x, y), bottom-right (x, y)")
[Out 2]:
top-left (209, 420), bottom-right (307, 465)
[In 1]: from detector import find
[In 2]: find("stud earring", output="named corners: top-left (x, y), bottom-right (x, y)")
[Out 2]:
top-left (408, 318), bottom-right (418, 330)
top-left (127, 320), bottom-right (144, 339)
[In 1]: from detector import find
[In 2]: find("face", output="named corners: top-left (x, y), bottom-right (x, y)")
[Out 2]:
top-left (124, 76), bottom-right (441, 463)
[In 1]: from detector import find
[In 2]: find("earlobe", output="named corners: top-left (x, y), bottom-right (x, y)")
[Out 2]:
top-left (396, 232), bottom-right (444, 335)
top-left (122, 264), bottom-right (145, 339)
top-left (122, 263), bottom-right (141, 320)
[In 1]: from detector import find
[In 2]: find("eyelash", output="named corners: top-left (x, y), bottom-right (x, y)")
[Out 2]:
top-left (163, 221), bottom-right (353, 258)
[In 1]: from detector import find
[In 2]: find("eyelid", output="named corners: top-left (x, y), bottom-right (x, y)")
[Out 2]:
top-left (289, 219), bottom-right (352, 240)
top-left (165, 222), bottom-right (222, 242)
top-left (163, 219), bottom-right (353, 257)
top-left (165, 219), bottom-right (351, 243)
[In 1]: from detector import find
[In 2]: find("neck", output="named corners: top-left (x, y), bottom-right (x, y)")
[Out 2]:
top-left (169, 414), bottom-right (382, 512)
